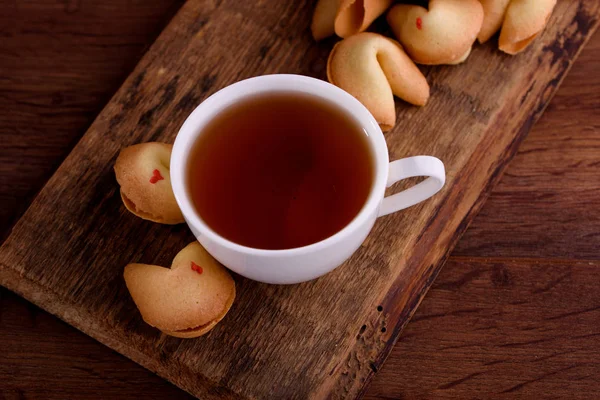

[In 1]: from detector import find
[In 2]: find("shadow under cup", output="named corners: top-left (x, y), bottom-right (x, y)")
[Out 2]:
top-left (185, 90), bottom-right (376, 251)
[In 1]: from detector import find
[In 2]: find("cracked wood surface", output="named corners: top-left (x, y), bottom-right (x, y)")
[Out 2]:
top-left (1, 0), bottom-right (599, 399)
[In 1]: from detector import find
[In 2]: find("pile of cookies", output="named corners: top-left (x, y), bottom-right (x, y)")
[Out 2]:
top-left (315, 0), bottom-right (557, 130)
top-left (115, 142), bottom-right (235, 338)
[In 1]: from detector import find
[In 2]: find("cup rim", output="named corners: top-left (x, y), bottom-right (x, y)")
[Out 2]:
top-left (171, 74), bottom-right (389, 257)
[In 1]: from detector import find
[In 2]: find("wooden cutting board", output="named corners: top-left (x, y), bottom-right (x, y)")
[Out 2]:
top-left (1, 1), bottom-right (598, 398)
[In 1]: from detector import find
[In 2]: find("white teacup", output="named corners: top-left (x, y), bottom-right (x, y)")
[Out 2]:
top-left (171, 74), bottom-right (445, 284)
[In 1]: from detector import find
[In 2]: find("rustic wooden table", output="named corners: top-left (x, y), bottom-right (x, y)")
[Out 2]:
top-left (1, 2), bottom-right (598, 399)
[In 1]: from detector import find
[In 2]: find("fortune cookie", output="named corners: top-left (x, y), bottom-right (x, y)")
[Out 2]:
top-left (124, 242), bottom-right (236, 338)
top-left (498, 0), bottom-right (557, 55)
top-left (114, 142), bottom-right (184, 224)
top-left (327, 32), bottom-right (429, 131)
top-left (387, 0), bottom-right (484, 65)
top-left (477, 0), bottom-right (511, 43)
top-left (311, 0), bottom-right (393, 40)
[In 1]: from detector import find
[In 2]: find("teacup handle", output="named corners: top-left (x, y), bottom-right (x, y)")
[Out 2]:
top-left (378, 156), bottom-right (446, 217)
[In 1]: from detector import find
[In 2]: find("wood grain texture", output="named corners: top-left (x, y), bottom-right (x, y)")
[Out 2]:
top-left (453, 35), bottom-right (600, 261)
top-left (0, 1), bottom-right (598, 399)
top-left (365, 31), bottom-right (600, 399)
top-left (365, 258), bottom-right (600, 399)
top-left (0, 0), bottom-right (183, 241)
top-left (0, 288), bottom-right (192, 400)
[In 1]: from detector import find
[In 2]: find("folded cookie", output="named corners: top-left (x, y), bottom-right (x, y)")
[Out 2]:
top-left (327, 32), bottom-right (429, 131)
top-left (311, 0), bottom-right (339, 40)
top-left (114, 142), bottom-right (184, 224)
top-left (477, 0), bottom-right (511, 43)
top-left (311, 0), bottom-right (393, 40)
top-left (124, 242), bottom-right (236, 338)
top-left (387, 0), bottom-right (484, 65)
top-left (498, 0), bottom-right (556, 55)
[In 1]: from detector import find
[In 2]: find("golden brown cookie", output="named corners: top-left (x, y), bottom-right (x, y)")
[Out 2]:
top-left (311, 0), bottom-right (393, 40)
top-left (335, 0), bottom-right (393, 38)
top-left (498, 0), bottom-right (556, 55)
top-left (387, 0), bottom-right (484, 65)
top-left (124, 242), bottom-right (236, 338)
top-left (311, 0), bottom-right (339, 40)
top-left (477, 0), bottom-right (511, 43)
top-left (327, 32), bottom-right (429, 131)
top-left (114, 142), bottom-right (184, 224)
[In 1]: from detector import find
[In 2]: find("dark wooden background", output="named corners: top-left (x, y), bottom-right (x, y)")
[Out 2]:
top-left (1, 1), bottom-right (598, 399)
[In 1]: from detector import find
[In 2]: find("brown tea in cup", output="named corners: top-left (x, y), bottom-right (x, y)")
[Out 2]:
top-left (187, 92), bottom-right (374, 250)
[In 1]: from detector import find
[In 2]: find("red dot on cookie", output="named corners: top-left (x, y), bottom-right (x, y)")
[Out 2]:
top-left (416, 17), bottom-right (422, 30)
top-left (191, 261), bottom-right (203, 274)
top-left (149, 169), bottom-right (164, 184)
